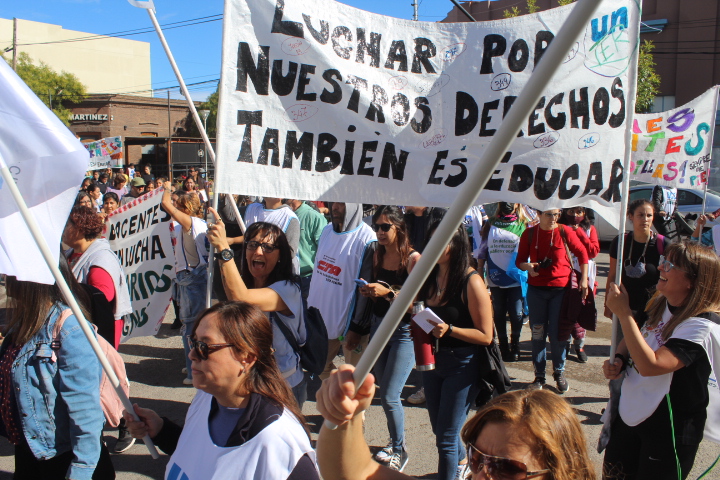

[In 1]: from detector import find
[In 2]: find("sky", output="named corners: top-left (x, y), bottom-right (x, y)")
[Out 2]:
top-left (0, 0), bottom-right (492, 102)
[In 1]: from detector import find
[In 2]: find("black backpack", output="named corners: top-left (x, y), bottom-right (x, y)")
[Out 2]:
top-left (273, 305), bottom-right (328, 376)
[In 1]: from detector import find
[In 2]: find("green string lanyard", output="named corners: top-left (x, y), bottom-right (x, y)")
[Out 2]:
top-left (666, 393), bottom-right (720, 480)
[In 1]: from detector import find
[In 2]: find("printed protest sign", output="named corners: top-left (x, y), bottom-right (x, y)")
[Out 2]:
top-left (631, 86), bottom-right (719, 189)
top-left (104, 189), bottom-right (175, 342)
top-left (83, 136), bottom-right (124, 170)
top-left (215, 0), bottom-right (640, 225)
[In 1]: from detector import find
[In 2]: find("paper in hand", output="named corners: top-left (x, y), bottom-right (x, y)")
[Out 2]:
top-left (411, 308), bottom-right (444, 334)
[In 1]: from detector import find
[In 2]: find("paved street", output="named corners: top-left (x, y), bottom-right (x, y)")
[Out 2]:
top-left (0, 250), bottom-right (718, 479)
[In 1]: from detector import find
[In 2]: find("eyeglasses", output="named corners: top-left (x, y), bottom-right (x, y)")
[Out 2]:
top-left (659, 255), bottom-right (691, 275)
top-left (466, 444), bottom-right (550, 480)
top-left (246, 240), bottom-right (278, 253)
top-left (187, 336), bottom-right (234, 361)
top-left (372, 223), bottom-right (394, 232)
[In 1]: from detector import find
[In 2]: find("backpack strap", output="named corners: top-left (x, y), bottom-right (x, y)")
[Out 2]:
top-left (271, 312), bottom-right (301, 353)
top-left (50, 308), bottom-right (74, 362)
top-left (656, 234), bottom-right (665, 256)
top-left (695, 311), bottom-right (720, 325)
top-left (557, 226), bottom-right (574, 267)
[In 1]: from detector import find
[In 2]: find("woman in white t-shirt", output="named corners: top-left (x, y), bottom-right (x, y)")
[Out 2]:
top-left (604, 240), bottom-right (720, 479)
top-left (206, 209), bottom-right (307, 408)
top-left (123, 302), bottom-right (319, 480)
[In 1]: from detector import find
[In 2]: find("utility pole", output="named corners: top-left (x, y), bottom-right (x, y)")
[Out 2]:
top-left (412, 0), bottom-right (418, 21)
top-left (12, 18), bottom-right (18, 71)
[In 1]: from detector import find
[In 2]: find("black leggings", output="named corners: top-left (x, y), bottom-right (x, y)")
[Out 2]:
top-left (14, 440), bottom-right (115, 480)
top-left (603, 415), bottom-right (699, 480)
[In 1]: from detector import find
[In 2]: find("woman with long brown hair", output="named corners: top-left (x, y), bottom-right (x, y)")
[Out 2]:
top-left (603, 240), bottom-right (720, 479)
top-left (352, 205), bottom-right (419, 471)
top-left (123, 302), bottom-right (319, 480)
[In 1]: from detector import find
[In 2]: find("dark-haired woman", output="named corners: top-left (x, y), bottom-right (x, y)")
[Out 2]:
top-left (516, 209), bottom-right (589, 394)
top-left (123, 302), bottom-right (319, 480)
top-left (63, 206), bottom-right (132, 350)
top-left (206, 210), bottom-right (307, 407)
top-left (86, 184), bottom-right (103, 213)
top-left (351, 206), bottom-right (419, 471)
top-left (75, 191), bottom-right (93, 209)
top-left (161, 183), bottom-right (209, 385)
top-left (100, 192), bottom-right (120, 221)
top-left (559, 206), bottom-right (600, 362)
top-left (419, 223), bottom-right (494, 480)
top-left (477, 202), bottom-right (529, 362)
top-left (1, 256), bottom-right (115, 479)
top-left (606, 199), bottom-right (670, 328)
top-left (603, 240), bottom-right (720, 479)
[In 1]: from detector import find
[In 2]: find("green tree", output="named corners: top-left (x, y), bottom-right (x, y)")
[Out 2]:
top-left (181, 89), bottom-right (218, 138)
top-left (3, 52), bottom-right (86, 126)
top-left (636, 40), bottom-right (661, 113)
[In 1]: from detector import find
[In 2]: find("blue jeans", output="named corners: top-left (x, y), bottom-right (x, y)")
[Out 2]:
top-left (370, 316), bottom-right (415, 453)
top-left (423, 346), bottom-right (481, 480)
top-left (177, 265), bottom-right (208, 380)
top-left (527, 285), bottom-right (567, 378)
top-left (490, 286), bottom-right (523, 343)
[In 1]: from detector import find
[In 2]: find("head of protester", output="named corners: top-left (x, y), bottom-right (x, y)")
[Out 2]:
top-left (604, 199), bottom-right (670, 326)
top-left (74, 191), bottom-right (93, 209)
top-left (603, 240), bottom-right (720, 479)
top-left (146, 179), bottom-right (156, 191)
top-left (559, 206), bottom-right (594, 230)
top-left (316, 365), bottom-right (595, 480)
top-left (330, 202), bottom-right (365, 233)
top-left (128, 177), bottom-right (146, 197)
top-left (161, 182), bottom-right (209, 385)
top-left (103, 192), bottom-right (120, 215)
top-left (354, 205), bottom-right (419, 470)
top-left (182, 176), bottom-right (197, 193)
top-left (123, 301), bottom-right (318, 479)
top-left (112, 173), bottom-right (127, 190)
top-left (515, 209), bottom-right (589, 394)
top-left (86, 183), bottom-right (102, 211)
top-left (413, 221), bottom-right (493, 480)
top-left (80, 177), bottom-right (93, 191)
top-left (205, 212), bottom-right (307, 407)
top-left (1, 255), bottom-right (115, 479)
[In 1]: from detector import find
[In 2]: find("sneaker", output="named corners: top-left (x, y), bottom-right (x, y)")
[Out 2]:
top-left (526, 377), bottom-right (545, 391)
top-left (454, 463), bottom-right (470, 480)
top-left (575, 347), bottom-right (588, 363)
top-left (114, 423), bottom-right (135, 453)
top-left (183, 377), bottom-right (194, 385)
top-left (374, 441), bottom-right (393, 463)
top-left (522, 314), bottom-right (529, 325)
top-left (407, 387), bottom-right (425, 404)
top-left (387, 449), bottom-right (409, 472)
top-left (554, 372), bottom-right (570, 394)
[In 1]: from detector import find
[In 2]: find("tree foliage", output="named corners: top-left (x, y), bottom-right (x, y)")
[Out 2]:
top-left (3, 52), bottom-right (86, 126)
top-left (636, 40), bottom-right (661, 113)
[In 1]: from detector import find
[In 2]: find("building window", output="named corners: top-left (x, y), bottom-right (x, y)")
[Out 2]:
top-left (141, 132), bottom-right (158, 137)
top-left (79, 133), bottom-right (101, 141)
top-left (649, 96), bottom-right (675, 113)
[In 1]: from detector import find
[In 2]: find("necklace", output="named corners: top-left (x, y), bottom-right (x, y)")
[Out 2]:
top-left (435, 275), bottom-right (446, 297)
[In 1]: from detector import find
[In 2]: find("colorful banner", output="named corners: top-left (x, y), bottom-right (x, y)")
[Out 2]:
top-left (631, 86), bottom-right (719, 189)
top-left (104, 189), bottom-right (175, 342)
top-left (215, 0), bottom-right (640, 225)
top-left (83, 136), bottom-right (124, 170)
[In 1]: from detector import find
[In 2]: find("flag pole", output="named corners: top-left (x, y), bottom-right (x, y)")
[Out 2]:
top-left (324, 0), bottom-right (608, 429)
top-left (0, 155), bottom-right (160, 459)
top-left (702, 86), bottom-right (719, 216)
top-left (143, 7), bottom-right (244, 308)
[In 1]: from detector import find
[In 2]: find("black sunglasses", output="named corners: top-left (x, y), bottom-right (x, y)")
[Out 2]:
top-left (467, 444), bottom-right (550, 480)
top-left (245, 240), bottom-right (278, 253)
top-left (187, 336), bottom-right (234, 361)
top-left (372, 223), bottom-right (394, 232)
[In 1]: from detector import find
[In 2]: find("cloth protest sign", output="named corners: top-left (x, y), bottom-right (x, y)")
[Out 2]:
top-left (104, 189), bottom-right (175, 342)
top-left (0, 60), bottom-right (89, 284)
top-left (127, 0), bottom-right (155, 9)
top-left (83, 136), bottom-right (124, 171)
top-left (215, 0), bottom-right (640, 226)
top-left (631, 86), bottom-right (719, 189)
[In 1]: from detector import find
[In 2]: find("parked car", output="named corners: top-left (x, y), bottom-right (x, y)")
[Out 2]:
top-left (595, 185), bottom-right (720, 242)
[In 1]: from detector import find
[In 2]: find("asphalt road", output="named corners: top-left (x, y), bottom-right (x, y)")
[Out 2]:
top-left (0, 249), bottom-right (718, 479)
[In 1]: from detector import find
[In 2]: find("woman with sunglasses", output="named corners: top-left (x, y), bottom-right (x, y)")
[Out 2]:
top-left (206, 209), bottom-right (307, 408)
top-left (123, 302), bottom-right (320, 480)
top-left (161, 183), bottom-right (209, 385)
top-left (558, 206), bottom-right (600, 363)
top-left (316, 364), bottom-right (596, 480)
top-left (351, 206), bottom-right (420, 471)
top-left (605, 199), bottom-right (670, 328)
top-left (516, 209), bottom-right (589, 394)
top-left (603, 240), bottom-right (720, 479)
top-left (414, 222), bottom-right (493, 480)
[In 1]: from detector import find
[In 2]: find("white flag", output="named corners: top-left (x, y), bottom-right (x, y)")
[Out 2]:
top-left (0, 60), bottom-right (89, 284)
top-left (127, 0), bottom-right (155, 9)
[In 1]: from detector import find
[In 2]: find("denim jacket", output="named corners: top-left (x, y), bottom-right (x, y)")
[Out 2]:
top-left (5, 303), bottom-right (104, 480)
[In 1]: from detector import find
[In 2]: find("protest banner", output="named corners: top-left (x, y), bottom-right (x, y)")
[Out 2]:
top-left (105, 188), bottom-right (175, 342)
top-left (215, 0), bottom-right (640, 225)
top-left (83, 136), bottom-right (124, 170)
top-left (630, 86), bottom-right (719, 189)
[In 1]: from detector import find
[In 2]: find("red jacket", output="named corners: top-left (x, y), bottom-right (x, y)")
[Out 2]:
top-left (516, 225), bottom-right (589, 288)
top-left (574, 225), bottom-right (600, 259)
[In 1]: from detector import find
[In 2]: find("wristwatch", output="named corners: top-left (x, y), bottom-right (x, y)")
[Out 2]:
top-left (215, 248), bottom-right (234, 262)
top-left (386, 290), bottom-right (397, 301)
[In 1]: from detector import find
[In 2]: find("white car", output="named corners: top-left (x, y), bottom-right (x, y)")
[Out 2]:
top-left (594, 186), bottom-right (720, 242)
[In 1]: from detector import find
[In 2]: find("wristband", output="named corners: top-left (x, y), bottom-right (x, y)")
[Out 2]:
top-left (446, 324), bottom-right (454, 336)
top-left (614, 353), bottom-right (627, 371)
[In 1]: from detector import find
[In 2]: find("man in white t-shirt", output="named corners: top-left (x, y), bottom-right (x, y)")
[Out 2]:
top-left (307, 202), bottom-right (377, 379)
